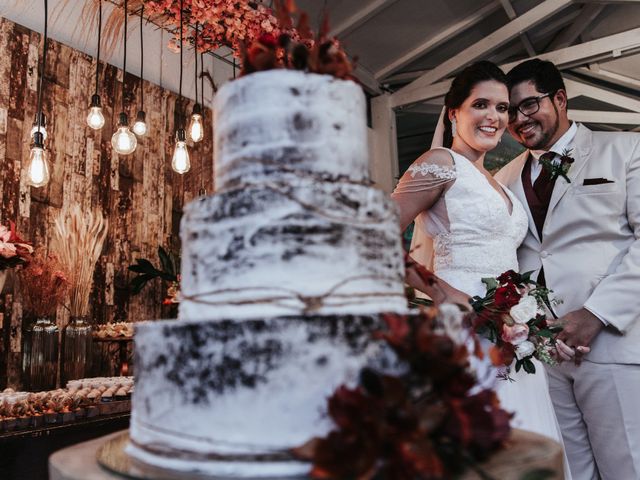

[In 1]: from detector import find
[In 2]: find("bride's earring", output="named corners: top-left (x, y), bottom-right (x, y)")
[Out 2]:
top-left (451, 118), bottom-right (457, 137)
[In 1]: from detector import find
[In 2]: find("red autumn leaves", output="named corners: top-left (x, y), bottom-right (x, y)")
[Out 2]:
top-left (240, 1), bottom-right (355, 81)
top-left (293, 311), bottom-right (511, 480)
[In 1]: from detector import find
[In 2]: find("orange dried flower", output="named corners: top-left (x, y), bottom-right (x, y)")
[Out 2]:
top-left (20, 251), bottom-right (69, 317)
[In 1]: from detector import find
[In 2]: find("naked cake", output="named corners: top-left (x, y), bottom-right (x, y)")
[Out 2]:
top-left (127, 70), bottom-right (407, 477)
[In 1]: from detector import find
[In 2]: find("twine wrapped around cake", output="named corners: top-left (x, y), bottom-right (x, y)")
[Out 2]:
top-left (218, 181), bottom-right (393, 226)
top-left (181, 274), bottom-right (407, 314)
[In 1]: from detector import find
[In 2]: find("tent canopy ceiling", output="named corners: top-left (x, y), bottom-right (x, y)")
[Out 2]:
top-left (2, 0), bottom-right (638, 168)
top-left (293, 0), bottom-right (639, 167)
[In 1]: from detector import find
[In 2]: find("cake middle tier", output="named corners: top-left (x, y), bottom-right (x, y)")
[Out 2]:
top-left (179, 180), bottom-right (407, 320)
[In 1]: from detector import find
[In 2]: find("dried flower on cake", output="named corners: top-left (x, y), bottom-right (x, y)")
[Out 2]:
top-left (293, 307), bottom-right (512, 479)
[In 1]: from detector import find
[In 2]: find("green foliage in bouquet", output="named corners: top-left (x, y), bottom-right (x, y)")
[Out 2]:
top-left (128, 247), bottom-right (180, 295)
top-left (470, 270), bottom-right (562, 376)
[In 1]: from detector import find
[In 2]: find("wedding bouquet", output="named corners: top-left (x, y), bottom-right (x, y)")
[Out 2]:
top-left (0, 221), bottom-right (33, 270)
top-left (470, 270), bottom-right (560, 375)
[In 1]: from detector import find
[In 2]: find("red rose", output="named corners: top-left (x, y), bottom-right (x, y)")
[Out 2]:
top-left (497, 270), bottom-right (520, 285)
top-left (560, 154), bottom-right (575, 165)
top-left (494, 284), bottom-right (520, 310)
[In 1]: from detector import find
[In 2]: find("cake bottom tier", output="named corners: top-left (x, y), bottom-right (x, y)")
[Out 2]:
top-left (127, 314), bottom-right (395, 477)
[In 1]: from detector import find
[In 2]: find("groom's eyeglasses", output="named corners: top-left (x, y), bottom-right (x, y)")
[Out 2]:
top-left (508, 93), bottom-right (551, 122)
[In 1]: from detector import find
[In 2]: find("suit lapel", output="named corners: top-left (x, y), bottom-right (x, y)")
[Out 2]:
top-left (546, 124), bottom-right (593, 216)
top-left (506, 151), bottom-right (541, 243)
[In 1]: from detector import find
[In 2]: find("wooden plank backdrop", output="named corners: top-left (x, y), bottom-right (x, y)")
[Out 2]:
top-left (0, 16), bottom-right (214, 389)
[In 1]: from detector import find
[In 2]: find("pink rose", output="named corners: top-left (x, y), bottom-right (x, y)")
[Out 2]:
top-left (0, 225), bottom-right (11, 242)
top-left (0, 242), bottom-right (17, 258)
top-left (502, 323), bottom-right (530, 346)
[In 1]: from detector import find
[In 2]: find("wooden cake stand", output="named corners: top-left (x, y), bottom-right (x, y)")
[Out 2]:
top-left (49, 428), bottom-right (564, 479)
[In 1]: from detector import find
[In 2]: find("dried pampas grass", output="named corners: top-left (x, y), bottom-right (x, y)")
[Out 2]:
top-left (56, 0), bottom-right (168, 59)
top-left (51, 206), bottom-right (109, 318)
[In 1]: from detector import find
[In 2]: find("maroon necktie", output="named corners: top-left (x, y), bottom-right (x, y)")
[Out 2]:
top-left (532, 151), bottom-right (556, 198)
top-left (532, 151), bottom-right (557, 287)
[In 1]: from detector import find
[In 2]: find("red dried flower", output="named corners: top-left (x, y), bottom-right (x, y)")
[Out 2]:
top-left (20, 251), bottom-right (69, 317)
top-left (294, 309), bottom-right (511, 479)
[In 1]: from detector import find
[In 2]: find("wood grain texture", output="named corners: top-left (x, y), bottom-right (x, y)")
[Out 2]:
top-left (0, 16), bottom-right (214, 389)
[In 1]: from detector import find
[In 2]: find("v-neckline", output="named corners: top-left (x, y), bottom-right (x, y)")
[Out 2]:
top-left (455, 151), bottom-right (515, 216)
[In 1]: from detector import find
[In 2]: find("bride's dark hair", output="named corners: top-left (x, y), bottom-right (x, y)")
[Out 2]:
top-left (442, 61), bottom-right (507, 148)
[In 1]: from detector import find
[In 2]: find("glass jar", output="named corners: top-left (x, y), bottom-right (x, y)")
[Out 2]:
top-left (61, 316), bottom-right (93, 384)
top-left (23, 317), bottom-right (59, 391)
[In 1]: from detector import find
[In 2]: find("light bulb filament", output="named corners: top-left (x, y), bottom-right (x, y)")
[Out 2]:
top-left (87, 106), bottom-right (105, 130)
top-left (172, 141), bottom-right (191, 174)
top-left (27, 146), bottom-right (50, 187)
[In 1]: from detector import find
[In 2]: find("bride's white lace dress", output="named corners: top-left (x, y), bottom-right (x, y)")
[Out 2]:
top-left (397, 147), bottom-right (569, 476)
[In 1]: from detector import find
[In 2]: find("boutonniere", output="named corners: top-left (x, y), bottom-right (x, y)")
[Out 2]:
top-left (540, 148), bottom-right (575, 183)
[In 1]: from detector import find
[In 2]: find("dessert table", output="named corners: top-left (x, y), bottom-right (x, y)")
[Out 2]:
top-left (49, 429), bottom-right (565, 480)
top-left (93, 337), bottom-right (134, 376)
top-left (0, 413), bottom-right (130, 480)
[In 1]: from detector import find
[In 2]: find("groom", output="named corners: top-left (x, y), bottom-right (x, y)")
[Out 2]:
top-left (495, 59), bottom-right (640, 479)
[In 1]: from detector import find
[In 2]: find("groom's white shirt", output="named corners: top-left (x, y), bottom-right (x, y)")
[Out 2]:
top-left (495, 123), bottom-right (640, 364)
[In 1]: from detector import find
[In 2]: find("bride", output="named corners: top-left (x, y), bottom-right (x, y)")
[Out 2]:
top-left (391, 61), bottom-right (571, 477)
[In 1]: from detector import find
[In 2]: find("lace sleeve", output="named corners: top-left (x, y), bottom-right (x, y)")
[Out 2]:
top-left (393, 150), bottom-right (457, 194)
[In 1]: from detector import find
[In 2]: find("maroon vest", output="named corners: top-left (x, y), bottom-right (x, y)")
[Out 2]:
top-left (521, 153), bottom-right (557, 286)
top-left (521, 153), bottom-right (556, 239)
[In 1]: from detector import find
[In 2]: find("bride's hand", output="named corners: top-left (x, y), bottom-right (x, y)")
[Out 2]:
top-left (442, 290), bottom-right (473, 311)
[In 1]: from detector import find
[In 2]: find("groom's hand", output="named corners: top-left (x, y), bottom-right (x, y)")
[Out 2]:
top-left (556, 308), bottom-right (603, 364)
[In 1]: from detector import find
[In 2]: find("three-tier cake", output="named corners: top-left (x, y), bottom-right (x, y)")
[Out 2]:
top-left (127, 70), bottom-right (408, 477)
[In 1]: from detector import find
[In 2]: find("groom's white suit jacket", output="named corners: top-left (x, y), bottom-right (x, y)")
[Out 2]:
top-left (496, 124), bottom-right (640, 364)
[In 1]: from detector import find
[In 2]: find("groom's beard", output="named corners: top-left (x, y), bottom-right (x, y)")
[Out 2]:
top-left (529, 103), bottom-right (560, 151)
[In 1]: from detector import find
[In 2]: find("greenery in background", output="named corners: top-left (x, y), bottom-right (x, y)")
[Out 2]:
top-left (520, 469), bottom-right (556, 480)
top-left (398, 132), bottom-right (525, 179)
top-left (128, 247), bottom-right (180, 295)
top-left (484, 134), bottom-right (527, 173)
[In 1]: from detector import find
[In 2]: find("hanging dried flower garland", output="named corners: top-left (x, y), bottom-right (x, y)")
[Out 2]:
top-left (144, 0), bottom-right (285, 54)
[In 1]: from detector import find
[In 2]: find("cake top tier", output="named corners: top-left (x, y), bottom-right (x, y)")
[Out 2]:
top-left (213, 70), bottom-right (370, 191)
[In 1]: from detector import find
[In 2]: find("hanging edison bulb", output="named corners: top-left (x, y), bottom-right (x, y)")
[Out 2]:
top-left (27, 131), bottom-right (50, 188)
top-left (132, 110), bottom-right (147, 136)
top-left (29, 112), bottom-right (48, 141)
top-left (111, 113), bottom-right (137, 155)
top-left (111, 0), bottom-right (136, 155)
top-left (88, 0), bottom-right (104, 130)
top-left (87, 94), bottom-right (105, 130)
top-left (133, 5), bottom-right (148, 138)
top-left (188, 104), bottom-right (204, 143)
top-left (172, 129), bottom-right (190, 174)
